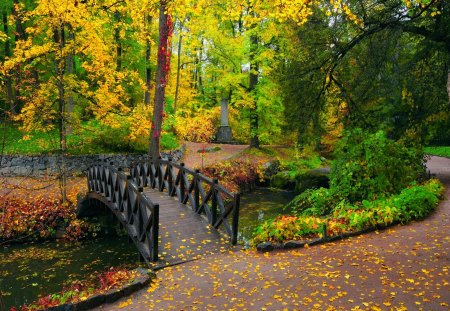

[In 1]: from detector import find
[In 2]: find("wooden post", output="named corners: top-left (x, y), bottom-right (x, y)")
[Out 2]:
top-left (158, 156), bottom-right (163, 191)
top-left (194, 169), bottom-right (200, 212)
top-left (180, 163), bottom-right (185, 203)
top-left (212, 179), bottom-right (218, 225)
top-left (168, 158), bottom-right (173, 195)
top-left (152, 203), bottom-right (159, 262)
top-left (231, 193), bottom-right (240, 245)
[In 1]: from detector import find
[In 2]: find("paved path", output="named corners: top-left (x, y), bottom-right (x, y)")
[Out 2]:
top-left (95, 156), bottom-right (450, 311)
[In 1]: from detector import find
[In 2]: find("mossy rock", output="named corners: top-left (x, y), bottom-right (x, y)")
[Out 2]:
top-left (270, 171), bottom-right (296, 190)
top-left (294, 171), bottom-right (329, 193)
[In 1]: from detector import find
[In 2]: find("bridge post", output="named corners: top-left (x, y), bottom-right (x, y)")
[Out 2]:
top-left (152, 204), bottom-right (159, 262)
top-left (212, 179), bottom-right (218, 225)
top-left (194, 169), bottom-right (200, 212)
top-left (231, 193), bottom-right (241, 245)
top-left (180, 163), bottom-right (186, 203)
top-left (168, 158), bottom-right (173, 195)
top-left (158, 156), bottom-right (163, 191)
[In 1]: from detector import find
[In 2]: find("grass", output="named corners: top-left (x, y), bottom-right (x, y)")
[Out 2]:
top-left (0, 122), bottom-right (150, 155)
top-left (234, 145), bottom-right (327, 172)
top-left (424, 146), bottom-right (450, 158)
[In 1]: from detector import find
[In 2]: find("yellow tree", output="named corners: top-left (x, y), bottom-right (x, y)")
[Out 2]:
top-left (1, 0), bottom-right (133, 201)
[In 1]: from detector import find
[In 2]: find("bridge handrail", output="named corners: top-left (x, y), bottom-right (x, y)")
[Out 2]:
top-left (87, 160), bottom-right (159, 263)
top-left (130, 157), bottom-right (240, 245)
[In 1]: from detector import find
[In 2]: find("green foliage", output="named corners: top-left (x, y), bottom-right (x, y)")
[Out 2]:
top-left (330, 129), bottom-right (424, 202)
top-left (1, 122), bottom-right (179, 155)
top-left (331, 179), bottom-right (445, 230)
top-left (160, 132), bottom-right (179, 151)
top-left (252, 215), bottom-right (324, 245)
top-left (294, 171), bottom-right (329, 193)
top-left (424, 146), bottom-right (450, 158)
top-left (253, 179), bottom-right (444, 245)
top-left (286, 187), bottom-right (334, 216)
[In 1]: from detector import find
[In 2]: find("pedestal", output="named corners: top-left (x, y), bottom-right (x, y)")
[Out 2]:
top-left (216, 126), bottom-right (233, 142)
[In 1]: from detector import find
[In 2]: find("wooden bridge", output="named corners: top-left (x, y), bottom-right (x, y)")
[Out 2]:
top-left (84, 159), bottom-right (241, 267)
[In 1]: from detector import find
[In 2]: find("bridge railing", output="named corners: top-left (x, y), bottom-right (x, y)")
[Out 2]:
top-left (130, 157), bottom-right (241, 245)
top-left (87, 161), bottom-right (159, 262)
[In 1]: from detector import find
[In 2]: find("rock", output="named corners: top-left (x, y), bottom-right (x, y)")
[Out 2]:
top-left (262, 160), bottom-right (280, 179)
top-left (257, 242), bottom-right (274, 252)
top-left (284, 240), bottom-right (305, 249)
top-left (271, 171), bottom-right (296, 190)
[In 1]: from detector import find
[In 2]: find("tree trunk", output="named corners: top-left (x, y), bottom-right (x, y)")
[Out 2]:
top-left (12, 0), bottom-right (26, 113)
top-left (447, 68), bottom-right (450, 104)
top-left (249, 33), bottom-right (259, 148)
top-left (66, 25), bottom-right (74, 134)
top-left (198, 39), bottom-right (203, 94)
top-left (3, 12), bottom-right (16, 116)
top-left (144, 14), bottom-right (153, 105)
top-left (114, 11), bottom-right (122, 71)
top-left (174, 32), bottom-right (183, 114)
top-left (54, 26), bottom-right (67, 203)
top-left (149, 3), bottom-right (172, 158)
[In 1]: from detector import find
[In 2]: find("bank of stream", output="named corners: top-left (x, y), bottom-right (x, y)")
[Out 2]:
top-left (238, 187), bottom-right (296, 246)
top-left (0, 236), bottom-right (140, 310)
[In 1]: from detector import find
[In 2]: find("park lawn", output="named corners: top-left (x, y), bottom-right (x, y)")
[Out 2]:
top-left (1, 122), bottom-right (140, 155)
top-left (425, 146), bottom-right (450, 158)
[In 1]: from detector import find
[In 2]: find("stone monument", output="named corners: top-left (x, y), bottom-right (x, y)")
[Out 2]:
top-left (215, 98), bottom-right (233, 142)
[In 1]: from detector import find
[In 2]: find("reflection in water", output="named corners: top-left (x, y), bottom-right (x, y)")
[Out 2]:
top-left (238, 188), bottom-right (296, 246)
top-left (0, 236), bottom-right (139, 310)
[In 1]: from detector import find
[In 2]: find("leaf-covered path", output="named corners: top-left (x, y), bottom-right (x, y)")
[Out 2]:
top-left (95, 157), bottom-right (450, 311)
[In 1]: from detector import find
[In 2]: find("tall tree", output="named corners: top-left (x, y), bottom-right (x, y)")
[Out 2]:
top-left (149, 1), bottom-right (173, 158)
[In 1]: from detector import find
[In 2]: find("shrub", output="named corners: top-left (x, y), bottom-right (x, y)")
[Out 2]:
top-left (286, 187), bottom-right (335, 216)
top-left (201, 160), bottom-right (262, 193)
top-left (13, 267), bottom-right (137, 311)
top-left (330, 129), bottom-right (424, 202)
top-left (254, 179), bottom-right (444, 245)
top-left (252, 215), bottom-right (324, 245)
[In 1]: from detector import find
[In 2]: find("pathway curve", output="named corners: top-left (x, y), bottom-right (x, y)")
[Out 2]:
top-left (95, 156), bottom-right (450, 311)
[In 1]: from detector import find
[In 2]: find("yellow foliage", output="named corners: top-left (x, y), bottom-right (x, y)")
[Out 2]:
top-left (175, 108), bottom-right (219, 142)
top-left (127, 103), bottom-right (153, 145)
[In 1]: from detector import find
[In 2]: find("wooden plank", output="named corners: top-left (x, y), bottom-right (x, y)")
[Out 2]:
top-left (142, 187), bottom-right (232, 268)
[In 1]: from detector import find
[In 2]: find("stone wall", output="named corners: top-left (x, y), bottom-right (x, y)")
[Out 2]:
top-left (0, 148), bottom-right (184, 177)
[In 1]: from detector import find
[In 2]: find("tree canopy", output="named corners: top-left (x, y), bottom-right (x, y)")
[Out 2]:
top-left (0, 0), bottom-right (448, 156)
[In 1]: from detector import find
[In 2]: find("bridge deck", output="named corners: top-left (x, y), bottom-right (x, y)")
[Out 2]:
top-left (143, 188), bottom-right (232, 269)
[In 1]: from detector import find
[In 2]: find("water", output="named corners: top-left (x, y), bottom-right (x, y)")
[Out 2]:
top-left (0, 236), bottom-right (139, 310)
top-left (238, 188), bottom-right (296, 246)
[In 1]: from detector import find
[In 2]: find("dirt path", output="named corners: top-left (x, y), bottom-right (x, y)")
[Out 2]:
top-left (93, 156), bottom-right (449, 311)
top-left (180, 142), bottom-right (248, 169)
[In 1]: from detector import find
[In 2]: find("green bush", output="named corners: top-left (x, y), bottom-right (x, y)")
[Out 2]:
top-left (253, 179), bottom-right (445, 245)
top-left (286, 187), bottom-right (335, 216)
top-left (331, 179), bottom-right (445, 230)
top-left (252, 215), bottom-right (324, 245)
top-left (330, 129), bottom-right (424, 202)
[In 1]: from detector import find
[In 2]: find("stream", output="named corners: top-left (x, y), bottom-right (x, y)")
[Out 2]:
top-left (0, 236), bottom-right (139, 310)
top-left (238, 187), bottom-right (296, 246)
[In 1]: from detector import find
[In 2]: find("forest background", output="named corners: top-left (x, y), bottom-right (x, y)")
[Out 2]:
top-left (0, 0), bottom-right (449, 158)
